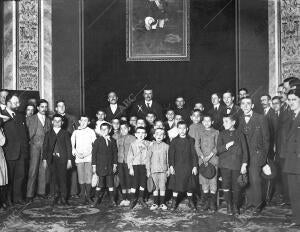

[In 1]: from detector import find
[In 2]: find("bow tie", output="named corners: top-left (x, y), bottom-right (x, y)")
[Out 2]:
top-left (244, 115), bottom-right (251, 118)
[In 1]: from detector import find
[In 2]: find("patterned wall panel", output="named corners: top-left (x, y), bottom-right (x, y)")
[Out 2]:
top-left (280, 0), bottom-right (300, 80)
top-left (17, 0), bottom-right (39, 90)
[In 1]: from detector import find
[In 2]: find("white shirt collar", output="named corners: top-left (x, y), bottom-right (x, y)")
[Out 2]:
top-left (264, 107), bottom-right (271, 115)
top-left (145, 100), bottom-right (152, 107)
top-left (110, 104), bottom-right (118, 113)
top-left (37, 112), bottom-right (46, 125)
top-left (53, 128), bottom-right (61, 134)
top-left (214, 104), bottom-right (220, 110)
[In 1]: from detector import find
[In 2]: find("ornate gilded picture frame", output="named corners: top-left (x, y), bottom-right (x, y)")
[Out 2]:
top-left (126, 0), bottom-right (190, 61)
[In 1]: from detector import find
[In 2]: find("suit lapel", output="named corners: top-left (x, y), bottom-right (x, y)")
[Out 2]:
top-left (287, 113), bottom-right (300, 139)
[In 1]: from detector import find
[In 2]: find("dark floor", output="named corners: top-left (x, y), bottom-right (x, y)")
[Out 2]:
top-left (0, 196), bottom-right (298, 232)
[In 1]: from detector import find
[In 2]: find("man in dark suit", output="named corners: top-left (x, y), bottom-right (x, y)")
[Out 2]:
top-left (276, 91), bottom-right (293, 205)
top-left (55, 100), bottom-right (79, 198)
top-left (222, 90), bottom-right (242, 125)
top-left (105, 92), bottom-right (125, 122)
top-left (2, 93), bottom-right (29, 205)
top-left (283, 88), bottom-right (300, 228)
top-left (131, 88), bottom-right (163, 120)
top-left (208, 93), bottom-right (226, 131)
top-left (26, 99), bottom-right (52, 201)
top-left (260, 94), bottom-right (278, 204)
top-left (261, 94), bottom-right (277, 160)
top-left (238, 97), bottom-right (270, 213)
top-left (42, 114), bottom-right (72, 205)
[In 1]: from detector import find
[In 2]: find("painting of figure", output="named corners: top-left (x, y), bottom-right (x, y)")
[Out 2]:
top-left (126, 0), bottom-right (190, 61)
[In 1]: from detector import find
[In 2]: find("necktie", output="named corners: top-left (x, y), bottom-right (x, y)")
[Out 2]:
top-left (11, 112), bottom-right (15, 118)
top-left (226, 107), bottom-right (231, 114)
top-left (104, 136), bottom-right (110, 146)
top-left (147, 103), bottom-right (150, 109)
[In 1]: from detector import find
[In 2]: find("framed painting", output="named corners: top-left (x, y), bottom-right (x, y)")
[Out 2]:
top-left (126, 0), bottom-right (190, 61)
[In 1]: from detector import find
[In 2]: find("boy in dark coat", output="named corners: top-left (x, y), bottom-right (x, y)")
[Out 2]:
top-left (92, 123), bottom-right (118, 207)
top-left (217, 114), bottom-right (248, 215)
top-left (42, 114), bottom-right (72, 205)
top-left (169, 121), bottom-right (198, 210)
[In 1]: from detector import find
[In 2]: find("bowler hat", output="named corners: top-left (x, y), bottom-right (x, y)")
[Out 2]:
top-left (261, 161), bottom-right (277, 179)
top-left (199, 162), bottom-right (216, 179)
top-left (237, 173), bottom-right (249, 188)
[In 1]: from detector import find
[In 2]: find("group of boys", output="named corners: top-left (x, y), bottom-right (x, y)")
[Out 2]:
top-left (52, 93), bottom-right (252, 216)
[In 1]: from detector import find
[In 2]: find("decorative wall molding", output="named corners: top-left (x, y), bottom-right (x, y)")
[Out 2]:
top-left (269, 0), bottom-right (280, 97)
top-left (280, 0), bottom-right (300, 81)
top-left (17, 0), bottom-right (40, 90)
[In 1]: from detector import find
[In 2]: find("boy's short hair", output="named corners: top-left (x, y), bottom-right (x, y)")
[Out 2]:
top-left (261, 94), bottom-right (271, 100)
top-left (202, 114), bottom-right (212, 120)
top-left (190, 109), bottom-right (202, 116)
top-left (177, 120), bottom-right (187, 128)
top-left (111, 118), bottom-right (120, 122)
top-left (146, 111), bottom-right (156, 117)
top-left (135, 126), bottom-right (147, 133)
top-left (100, 122), bottom-right (111, 129)
top-left (96, 109), bottom-right (106, 114)
top-left (80, 114), bottom-right (90, 120)
top-left (154, 127), bottom-right (165, 134)
top-left (238, 88), bottom-right (248, 93)
top-left (211, 92), bottom-right (221, 98)
top-left (272, 96), bottom-right (281, 101)
top-left (137, 118), bottom-right (146, 123)
top-left (52, 114), bottom-right (64, 121)
top-left (223, 114), bottom-right (236, 121)
top-left (130, 115), bottom-right (137, 119)
top-left (165, 108), bottom-right (175, 114)
top-left (55, 99), bottom-right (65, 107)
top-left (240, 96), bottom-right (253, 103)
top-left (120, 121), bottom-right (130, 128)
top-left (223, 90), bottom-right (234, 97)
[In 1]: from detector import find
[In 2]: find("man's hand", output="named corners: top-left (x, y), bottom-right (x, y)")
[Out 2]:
top-left (67, 160), bottom-right (72, 170)
top-left (226, 141), bottom-right (234, 150)
top-left (113, 164), bottom-right (117, 174)
top-left (43, 160), bottom-right (47, 169)
top-left (192, 167), bottom-right (197, 175)
top-left (240, 163), bottom-right (247, 174)
top-left (129, 168), bottom-right (134, 176)
top-left (169, 166), bottom-right (175, 175)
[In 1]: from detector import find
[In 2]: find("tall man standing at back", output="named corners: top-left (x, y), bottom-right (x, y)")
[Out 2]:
top-left (238, 97), bottom-right (269, 214)
top-left (2, 93), bottom-right (29, 205)
top-left (131, 88), bottom-right (163, 120)
top-left (55, 100), bottom-right (79, 198)
top-left (26, 99), bottom-right (52, 202)
top-left (105, 92), bottom-right (125, 122)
